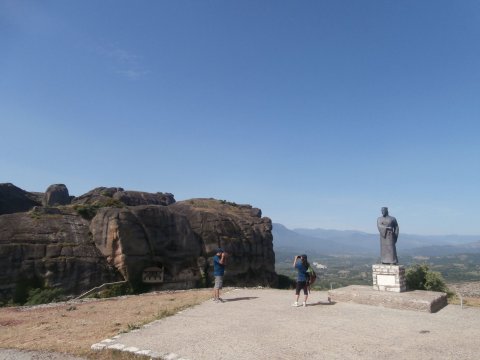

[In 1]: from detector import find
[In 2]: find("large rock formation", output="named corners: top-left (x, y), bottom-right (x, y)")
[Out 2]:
top-left (89, 199), bottom-right (277, 289)
top-left (0, 184), bottom-right (277, 302)
top-left (0, 207), bottom-right (121, 303)
top-left (71, 187), bottom-right (175, 207)
top-left (112, 190), bottom-right (175, 206)
top-left (90, 205), bottom-right (202, 289)
top-left (71, 187), bottom-right (125, 205)
top-left (43, 184), bottom-right (71, 206)
top-left (0, 183), bottom-right (41, 215)
top-left (170, 199), bottom-right (276, 286)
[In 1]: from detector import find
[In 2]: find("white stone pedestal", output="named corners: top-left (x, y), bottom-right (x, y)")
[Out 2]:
top-left (372, 264), bottom-right (406, 292)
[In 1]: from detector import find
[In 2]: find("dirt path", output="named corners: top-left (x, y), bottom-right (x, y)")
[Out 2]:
top-left (92, 288), bottom-right (480, 360)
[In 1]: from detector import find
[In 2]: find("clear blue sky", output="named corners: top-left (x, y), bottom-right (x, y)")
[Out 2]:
top-left (1, 1), bottom-right (479, 235)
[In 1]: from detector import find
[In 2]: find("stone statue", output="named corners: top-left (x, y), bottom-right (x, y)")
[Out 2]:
top-left (377, 207), bottom-right (399, 264)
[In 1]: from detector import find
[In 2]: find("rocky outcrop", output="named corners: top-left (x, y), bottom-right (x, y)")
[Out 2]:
top-left (90, 206), bottom-right (202, 289)
top-left (0, 183), bottom-right (41, 215)
top-left (0, 207), bottom-right (121, 303)
top-left (89, 199), bottom-right (276, 289)
top-left (0, 184), bottom-right (277, 302)
top-left (71, 187), bottom-right (175, 207)
top-left (170, 199), bottom-right (277, 287)
top-left (112, 191), bottom-right (175, 206)
top-left (43, 184), bottom-right (71, 206)
top-left (71, 187), bottom-right (125, 205)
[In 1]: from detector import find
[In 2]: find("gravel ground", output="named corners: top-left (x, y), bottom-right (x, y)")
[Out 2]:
top-left (0, 349), bottom-right (85, 360)
top-left (91, 288), bottom-right (480, 360)
top-left (448, 281), bottom-right (480, 297)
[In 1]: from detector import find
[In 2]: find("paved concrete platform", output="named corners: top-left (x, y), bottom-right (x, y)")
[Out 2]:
top-left (91, 288), bottom-right (479, 360)
top-left (328, 285), bottom-right (447, 312)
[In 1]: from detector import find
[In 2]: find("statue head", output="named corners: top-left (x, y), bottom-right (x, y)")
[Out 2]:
top-left (381, 207), bottom-right (389, 216)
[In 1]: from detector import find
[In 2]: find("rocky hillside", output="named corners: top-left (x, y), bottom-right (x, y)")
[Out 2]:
top-left (0, 183), bottom-right (276, 303)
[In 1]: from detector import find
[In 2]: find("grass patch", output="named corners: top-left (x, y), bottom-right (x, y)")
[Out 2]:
top-left (448, 295), bottom-right (480, 307)
top-left (25, 288), bottom-right (65, 306)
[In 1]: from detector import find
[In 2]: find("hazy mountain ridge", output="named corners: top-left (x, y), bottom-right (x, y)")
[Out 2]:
top-left (401, 241), bottom-right (480, 257)
top-left (272, 223), bottom-right (375, 255)
top-left (273, 223), bottom-right (480, 256)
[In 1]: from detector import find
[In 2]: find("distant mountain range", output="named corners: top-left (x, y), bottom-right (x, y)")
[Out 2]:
top-left (272, 223), bottom-right (480, 257)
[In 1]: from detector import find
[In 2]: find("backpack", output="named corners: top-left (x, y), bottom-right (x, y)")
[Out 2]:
top-left (306, 266), bottom-right (317, 286)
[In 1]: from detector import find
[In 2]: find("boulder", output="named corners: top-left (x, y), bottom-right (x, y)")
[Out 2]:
top-left (0, 183), bottom-right (41, 215)
top-left (43, 184), bottom-right (71, 206)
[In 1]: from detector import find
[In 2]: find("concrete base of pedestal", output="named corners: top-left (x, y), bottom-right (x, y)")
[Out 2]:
top-left (328, 285), bottom-right (448, 313)
top-left (372, 264), bottom-right (406, 292)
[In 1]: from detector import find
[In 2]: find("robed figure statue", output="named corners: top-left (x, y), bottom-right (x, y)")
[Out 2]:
top-left (377, 207), bottom-right (399, 264)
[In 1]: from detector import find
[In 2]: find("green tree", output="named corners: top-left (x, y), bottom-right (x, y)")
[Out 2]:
top-left (406, 264), bottom-right (449, 293)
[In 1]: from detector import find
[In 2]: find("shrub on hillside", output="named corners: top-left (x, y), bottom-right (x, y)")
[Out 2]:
top-left (74, 204), bottom-right (100, 220)
top-left (25, 287), bottom-right (65, 305)
top-left (74, 199), bottom-right (124, 220)
top-left (406, 264), bottom-right (451, 295)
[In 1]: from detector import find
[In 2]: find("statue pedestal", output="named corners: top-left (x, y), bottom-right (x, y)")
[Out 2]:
top-left (372, 264), bottom-right (406, 292)
top-left (328, 285), bottom-right (447, 313)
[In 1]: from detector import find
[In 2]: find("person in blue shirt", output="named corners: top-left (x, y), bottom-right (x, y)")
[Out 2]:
top-left (292, 254), bottom-right (310, 307)
top-left (213, 248), bottom-right (227, 302)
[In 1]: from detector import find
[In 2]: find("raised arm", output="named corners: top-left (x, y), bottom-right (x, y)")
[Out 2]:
top-left (219, 252), bottom-right (227, 265)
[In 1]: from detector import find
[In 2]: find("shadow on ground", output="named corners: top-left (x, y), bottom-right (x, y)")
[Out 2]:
top-left (307, 300), bottom-right (336, 306)
top-left (223, 297), bottom-right (259, 302)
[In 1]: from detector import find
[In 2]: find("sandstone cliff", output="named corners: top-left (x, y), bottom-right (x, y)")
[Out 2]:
top-left (90, 205), bottom-right (203, 289)
top-left (0, 184), bottom-right (277, 303)
top-left (170, 199), bottom-right (276, 286)
top-left (0, 206), bottom-right (121, 303)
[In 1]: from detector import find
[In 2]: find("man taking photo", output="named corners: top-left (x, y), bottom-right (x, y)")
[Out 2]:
top-left (213, 248), bottom-right (227, 302)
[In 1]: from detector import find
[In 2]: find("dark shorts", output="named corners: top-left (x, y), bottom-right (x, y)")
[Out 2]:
top-left (295, 281), bottom-right (308, 295)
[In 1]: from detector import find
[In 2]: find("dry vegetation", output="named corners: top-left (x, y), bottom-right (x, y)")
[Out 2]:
top-left (447, 281), bottom-right (480, 307)
top-left (0, 289), bottom-right (212, 359)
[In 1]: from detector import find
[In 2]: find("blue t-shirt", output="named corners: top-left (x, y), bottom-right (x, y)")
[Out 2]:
top-left (213, 255), bottom-right (225, 276)
top-left (295, 260), bottom-right (308, 282)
